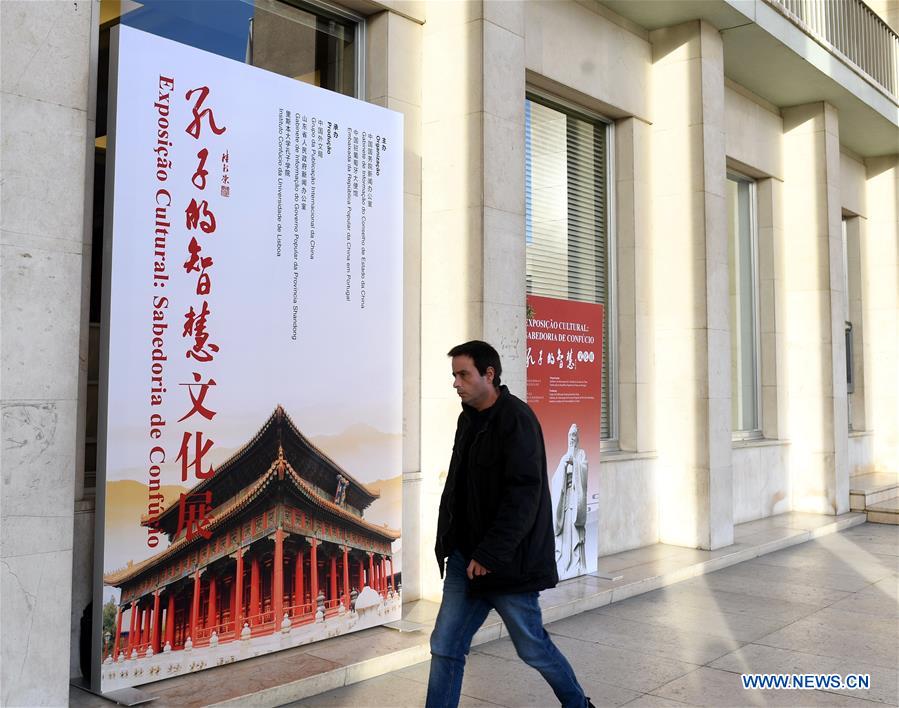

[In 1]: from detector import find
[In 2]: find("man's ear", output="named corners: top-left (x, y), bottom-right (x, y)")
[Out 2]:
top-left (484, 366), bottom-right (495, 383)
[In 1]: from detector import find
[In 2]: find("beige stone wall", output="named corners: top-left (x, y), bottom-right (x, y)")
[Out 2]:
top-left (863, 156), bottom-right (899, 472)
top-left (724, 83), bottom-right (783, 180)
top-left (1, 0), bottom-right (95, 703)
top-left (366, 10), bottom-right (425, 599)
top-left (649, 20), bottom-right (733, 550)
top-left (782, 102), bottom-right (850, 514)
top-left (419, 0), bottom-right (528, 599)
top-left (866, 0), bottom-right (899, 34)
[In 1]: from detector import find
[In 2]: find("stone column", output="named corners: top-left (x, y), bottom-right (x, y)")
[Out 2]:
top-left (190, 572), bottom-right (201, 640)
top-left (233, 548), bottom-right (244, 630)
top-left (367, 8), bottom-right (424, 602)
top-left (863, 155), bottom-right (899, 470)
top-left (249, 554), bottom-right (261, 621)
top-left (615, 116), bottom-right (655, 456)
top-left (272, 529), bottom-right (284, 622)
top-left (151, 591), bottom-right (161, 653)
top-left (0, 0), bottom-right (93, 702)
top-left (650, 20), bottom-right (733, 549)
top-left (782, 102), bottom-right (849, 514)
top-left (294, 547), bottom-right (304, 609)
top-left (207, 576), bottom-right (217, 632)
top-left (420, 0), bottom-right (527, 599)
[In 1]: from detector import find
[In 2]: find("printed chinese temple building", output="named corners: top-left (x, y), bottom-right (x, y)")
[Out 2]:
top-left (103, 406), bottom-right (399, 661)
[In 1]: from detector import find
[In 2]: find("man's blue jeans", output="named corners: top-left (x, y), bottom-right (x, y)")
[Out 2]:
top-left (425, 551), bottom-right (588, 708)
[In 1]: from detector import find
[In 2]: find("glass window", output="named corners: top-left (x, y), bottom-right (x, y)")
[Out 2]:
top-left (525, 94), bottom-right (613, 440)
top-left (727, 174), bottom-right (760, 436)
top-left (83, 0), bottom-right (362, 491)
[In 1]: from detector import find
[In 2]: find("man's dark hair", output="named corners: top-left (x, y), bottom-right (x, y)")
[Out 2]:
top-left (447, 340), bottom-right (502, 387)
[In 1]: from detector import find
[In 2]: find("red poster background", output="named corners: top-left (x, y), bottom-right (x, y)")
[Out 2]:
top-left (526, 295), bottom-right (603, 577)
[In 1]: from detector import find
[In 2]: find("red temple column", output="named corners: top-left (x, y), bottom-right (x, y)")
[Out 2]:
top-left (310, 539), bottom-right (319, 606)
top-left (388, 556), bottom-right (395, 593)
top-left (368, 552), bottom-right (374, 590)
top-left (329, 555), bottom-right (338, 604)
top-left (151, 591), bottom-right (161, 653)
top-left (190, 572), bottom-right (201, 640)
top-left (112, 605), bottom-right (123, 658)
top-left (294, 547), bottom-right (305, 611)
top-left (234, 548), bottom-right (244, 631)
top-left (357, 559), bottom-right (365, 591)
top-left (380, 557), bottom-right (387, 595)
top-left (342, 546), bottom-right (350, 606)
top-left (207, 576), bottom-right (217, 633)
top-left (128, 601), bottom-right (138, 650)
top-left (374, 558), bottom-right (381, 595)
top-left (273, 529), bottom-right (284, 623)
top-left (132, 604), bottom-right (142, 650)
top-left (165, 593), bottom-right (175, 647)
top-left (141, 600), bottom-right (151, 647)
top-left (249, 554), bottom-right (261, 623)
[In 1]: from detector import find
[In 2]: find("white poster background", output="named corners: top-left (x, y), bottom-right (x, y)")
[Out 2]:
top-left (98, 26), bottom-right (402, 690)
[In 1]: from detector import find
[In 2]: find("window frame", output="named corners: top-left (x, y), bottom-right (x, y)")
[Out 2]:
top-left (524, 88), bottom-right (618, 447)
top-left (278, 0), bottom-right (367, 100)
top-left (727, 170), bottom-right (763, 440)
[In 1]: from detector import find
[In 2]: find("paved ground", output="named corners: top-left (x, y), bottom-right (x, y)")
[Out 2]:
top-left (285, 523), bottom-right (898, 707)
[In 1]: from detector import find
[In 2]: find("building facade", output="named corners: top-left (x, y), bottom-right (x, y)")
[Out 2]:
top-left (1, 0), bottom-right (897, 704)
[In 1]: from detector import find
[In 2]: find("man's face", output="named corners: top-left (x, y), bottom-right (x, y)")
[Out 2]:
top-left (451, 355), bottom-right (495, 410)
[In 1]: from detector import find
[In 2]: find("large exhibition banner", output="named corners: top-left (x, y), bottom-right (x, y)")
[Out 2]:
top-left (95, 26), bottom-right (403, 692)
top-left (526, 295), bottom-right (603, 582)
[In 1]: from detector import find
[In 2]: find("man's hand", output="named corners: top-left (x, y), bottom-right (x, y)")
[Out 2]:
top-left (466, 559), bottom-right (490, 580)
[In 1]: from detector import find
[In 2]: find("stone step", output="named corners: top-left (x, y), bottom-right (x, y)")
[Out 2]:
top-left (849, 472), bottom-right (899, 511)
top-left (866, 495), bottom-right (899, 525)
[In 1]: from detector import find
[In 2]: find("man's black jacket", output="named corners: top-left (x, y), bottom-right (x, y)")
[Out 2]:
top-left (435, 385), bottom-right (559, 595)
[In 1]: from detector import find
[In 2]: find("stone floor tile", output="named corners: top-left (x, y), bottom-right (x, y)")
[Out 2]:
top-left (402, 599), bottom-right (441, 624)
top-left (619, 695), bottom-right (691, 707)
top-left (153, 651), bottom-right (343, 707)
top-left (296, 674), bottom-right (427, 706)
top-left (718, 556), bottom-right (874, 592)
top-left (547, 610), bottom-right (744, 665)
top-left (678, 569), bottom-right (851, 607)
top-left (594, 592), bottom-right (790, 642)
top-left (709, 643), bottom-right (899, 705)
top-left (303, 624), bottom-right (429, 664)
top-left (754, 613), bottom-right (898, 670)
top-left (393, 658), bottom-right (431, 685)
top-left (646, 583), bottom-right (823, 624)
top-left (653, 666), bottom-right (881, 707)
top-left (475, 633), bottom-right (698, 695)
top-left (751, 546), bottom-right (898, 580)
top-left (827, 589), bottom-right (899, 618)
top-left (463, 649), bottom-right (642, 707)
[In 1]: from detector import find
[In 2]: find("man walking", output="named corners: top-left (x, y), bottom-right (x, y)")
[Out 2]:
top-left (427, 341), bottom-right (592, 708)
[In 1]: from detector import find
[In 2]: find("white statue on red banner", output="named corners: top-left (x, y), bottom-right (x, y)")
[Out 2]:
top-left (551, 423), bottom-right (588, 579)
